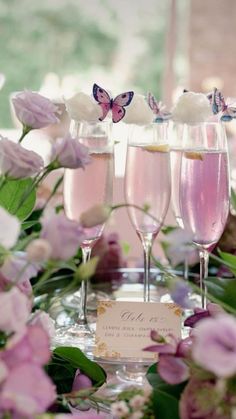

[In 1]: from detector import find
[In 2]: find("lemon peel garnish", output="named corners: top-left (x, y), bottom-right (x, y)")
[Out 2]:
top-left (144, 144), bottom-right (169, 152)
top-left (184, 151), bottom-right (203, 161)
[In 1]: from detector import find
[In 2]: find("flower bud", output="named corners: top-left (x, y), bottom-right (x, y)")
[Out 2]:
top-left (80, 204), bottom-right (111, 228)
top-left (26, 239), bottom-right (52, 263)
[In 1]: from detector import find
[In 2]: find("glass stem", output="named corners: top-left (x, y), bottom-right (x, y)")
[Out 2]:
top-left (199, 248), bottom-right (209, 309)
top-left (141, 237), bottom-right (153, 302)
top-left (77, 246), bottom-right (91, 325)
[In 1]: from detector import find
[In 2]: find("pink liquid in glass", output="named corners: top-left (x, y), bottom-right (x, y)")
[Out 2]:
top-left (180, 150), bottom-right (229, 247)
top-left (125, 144), bottom-right (171, 236)
top-left (170, 148), bottom-right (184, 228)
top-left (64, 152), bottom-right (113, 243)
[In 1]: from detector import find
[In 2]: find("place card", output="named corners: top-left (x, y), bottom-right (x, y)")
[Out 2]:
top-left (94, 301), bottom-right (182, 360)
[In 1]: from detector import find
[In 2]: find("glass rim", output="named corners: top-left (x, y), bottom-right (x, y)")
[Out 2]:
top-left (171, 120), bottom-right (224, 127)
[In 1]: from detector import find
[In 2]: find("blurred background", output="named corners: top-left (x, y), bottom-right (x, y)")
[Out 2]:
top-left (1, 0), bottom-right (236, 263)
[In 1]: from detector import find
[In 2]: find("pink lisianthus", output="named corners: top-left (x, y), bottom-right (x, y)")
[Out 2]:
top-left (41, 212), bottom-right (85, 260)
top-left (144, 331), bottom-right (191, 384)
top-left (0, 207), bottom-right (20, 249)
top-left (0, 136), bottom-right (44, 179)
top-left (0, 288), bottom-right (30, 333)
top-left (29, 310), bottom-right (55, 339)
top-left (0, 252), bottom-right (39, 296)
top-left (184, 302), bottom-right (225, 328)
top-left (0, 363), bottom-right (56, 417)
top-left (192, 314), bottom-right (236, 378)
top-left (1, 325), bottom-right (51, 369)
top-left (12, 90), bottom-right (59, 129)
top-left (51, 134), bottom-right (91, 169)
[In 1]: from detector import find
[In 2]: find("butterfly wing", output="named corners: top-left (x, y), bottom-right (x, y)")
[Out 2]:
top-left (208, 88), bottom-right (225, 114)
top-left (147, 92), bottom-right (160, 114)
top-left (111, 91), bottom-right (134, 123)
top-left (221, 106), bottom-right (236, 121)
top-left (93, 83), bottom-right (111, 120)
top-left (113, 91), bottom-right (134, 107)
top-left (111, 104), bottom-right (126, 123)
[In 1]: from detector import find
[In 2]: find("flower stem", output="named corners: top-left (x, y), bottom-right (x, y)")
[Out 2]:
top-left (18, 125), bottom-right (31, 143)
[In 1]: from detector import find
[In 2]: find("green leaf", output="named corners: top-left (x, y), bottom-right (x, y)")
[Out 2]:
top-left (53, 346), bottom-right (106, 385)
top-left (218, 250), bottom-right (236, 275)
top-left (0, 178), bottom-right (36, 220)
top-left (152, 388), bottom-right (180, 419)
top-left (231, 188), bottom-right (236, 211)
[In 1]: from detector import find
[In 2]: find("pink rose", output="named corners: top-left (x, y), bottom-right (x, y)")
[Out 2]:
top-left (51, 134), bottom-right (91, 169)
top-left (12, 90), bottom-right (59, 129)
top-left (0, 136), bottom-right (44, 179)
top-left (0, 288), bottom-right (30, 333)
top-left (0, 363), bottom-right (56, 417)
top-left (1, 325), bottom-right (51, 369)
top-left (41, 212), bottom-right (85, 260)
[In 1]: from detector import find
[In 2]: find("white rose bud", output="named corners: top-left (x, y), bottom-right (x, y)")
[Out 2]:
top-left (65, 92), bottom-right (102, 122)
top-left (80, 204), bottom-right (111, 228)
top-left (172, 92), bottom-right (212, 124)
top-left (123, 94), bottom-right (154, 125)
top-left (26, 238), bottom-right (52, 263)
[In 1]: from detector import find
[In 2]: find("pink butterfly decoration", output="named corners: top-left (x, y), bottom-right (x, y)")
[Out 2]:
top-left (93, 83), bottom-right (134, 123)
top-left (147, 92), bottom-right (171, 122)
top-left (207, 87), bottom-right (236, 121)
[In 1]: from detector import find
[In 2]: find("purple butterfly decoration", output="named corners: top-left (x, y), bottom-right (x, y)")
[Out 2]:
top-left (93, 83), bottom-right (134, 123)
top-left (207, 87), bottom-right (236, 121)
top-left (147, 92), bottom-right (171, 122)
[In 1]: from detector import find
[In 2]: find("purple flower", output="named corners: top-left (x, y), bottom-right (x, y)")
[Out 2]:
top-left (12, 90), bottom-right (59, 129)
top-left (51, 134), bottom-right (91, 169)
top-left (170, 280), bottom-right (193, 309)
top-left (72, 369), bottom-right (92, 391)
top-left (0, 363), bottom-right (56, 417)
top-left (179, 377), bottom-right (226, 419)
top-left (0, 288), bottom-right (30, 333)
top-left (0, 252), bottom-right (39, 296)
top-left (192, 314), bottom-right (236, 378)
top-left (41, 212), bottom-right (85, 260)
top-left (144, 332), bottom-right (191, 384)
top-left (1, 325), bottom-right (51, 369)
top-left (0, 136), bottom-right (44, 179)
top-left (158, 355), bottom-right (189, 385)
top-left (184, 303), bottom-right (225, 328)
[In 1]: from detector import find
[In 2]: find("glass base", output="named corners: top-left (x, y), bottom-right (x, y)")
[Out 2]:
top-left (94, 363), bottom-right (149, 398)
top-left (62, 290), bottom-right (110, 312)
top-left (52, 323), bottom-right (95, 358)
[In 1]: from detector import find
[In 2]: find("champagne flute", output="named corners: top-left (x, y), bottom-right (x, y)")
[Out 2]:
top-left (55, 120), bottom-right (114, 350)
top-left (179, 122), bottom-right (230, 308)
top-left (124, 123), bottom-right (171, 302)
top-left (170, 123), bottom-right (192, 279)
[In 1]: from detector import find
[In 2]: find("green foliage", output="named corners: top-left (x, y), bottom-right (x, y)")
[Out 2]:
top-left (0, 0), bottom-right (117, 127)
top-left (47, 346), bottom-right (106, 394)
top-left (147, 364), bottom-right (186, 419)
top-left (0, 177), bottom-right (36, 220)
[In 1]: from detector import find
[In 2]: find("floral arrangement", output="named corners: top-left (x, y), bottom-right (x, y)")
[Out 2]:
top-left (0, 81), bottom-right (235, 419)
